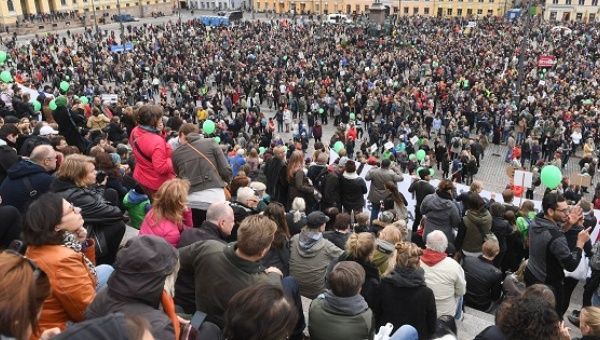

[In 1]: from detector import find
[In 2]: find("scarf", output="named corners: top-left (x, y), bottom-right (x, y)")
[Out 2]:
top-left (63, 232), bottom-right (98, 286)
top-left (420, 248), bottom-right (448, 266)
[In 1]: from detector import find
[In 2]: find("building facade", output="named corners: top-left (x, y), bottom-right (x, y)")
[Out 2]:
top-left (258, 0), bottom-right (511, 16)
top-left (543, 0), bottom-right (599, 21)
top-left (186, 0), bottom-right (250, 10)
top-left (0, 0), bottom-right (177, 25)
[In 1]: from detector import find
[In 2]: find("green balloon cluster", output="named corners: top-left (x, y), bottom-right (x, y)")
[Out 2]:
top-left (59, 81), bottom-right (70, 93)
top-left (0, 51), bottom-right (7, 65)
top-left (540, 165), bottom-right (562, 189)
top-left (349, 113), bottom-right (356, 121)
top-left (408, 154), bottom-right (417, 161)
top-left (203, 120), bottom-right (216, 135)
top-left (0, 70), bottom-right (12, 83)
top-left (259, 146), bottom-right (266, 155)
top-left (213, 136), bottom-right (221, 144)
top-left (49, 99), bottom-right (57, 111)
top-left (79, 96), bottom-right (89, 104)
top-left (416, 150), bottom-right (426, 161)
top-left (333, 141), bottom-right (344, 153)
top-left (32, 100), bottom-right (42, 112)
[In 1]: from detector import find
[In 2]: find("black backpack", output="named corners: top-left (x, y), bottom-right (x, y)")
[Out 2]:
top-left (313, 167), bottom-right (329, 193)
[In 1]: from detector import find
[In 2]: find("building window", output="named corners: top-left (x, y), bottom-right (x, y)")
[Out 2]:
top-left (489, 0), bottom-right (494, 3)
top-left (61, 0), bottom-right (67, 5)
top-left (404, 7), bottom-right (409, 13)
top-left (365, 5), bottom-right (369, 11)
top-left (565, 0), bottom-right (571, 5)
top-left (394, 6), bottom-right (399, 12)
top-left (552, 0), bottom-right (558, 4)
top-left (578, 0), bottom-right (584, 4)
top-left (576, 12), bottom-right (583, 20)
top-left (413, 7), bottom-right (418, 13)
top-left (550, 11), bottom-right (557, 19)
top-left (457, 8), bottom-right (463, 15)
top-left (7, 0), bottom-right (15, 11)
top-left (73, 0), bottom-right (77, 4)
top-left (589, 13), bottom-right (596, 21)
top-left (467, 8), bottom-right (473, 14)
top-left (424, 7), bottom-right (430, 14)
top-left (477, 8), bottom-right (482, 14)
top-left (458, 0), bottom-right (463, 3)
top-left (487, 9), bottom-right (493, 15)
top-left (447, 8), bottom-right (452, 15)
top-left (126, 3), bottom-right (130, 7)
top-left (593, 0), bottom-right (598, 5)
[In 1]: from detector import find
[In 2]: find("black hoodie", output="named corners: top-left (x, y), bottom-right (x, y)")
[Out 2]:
top-left (85, 236), bottom-right (178, 340)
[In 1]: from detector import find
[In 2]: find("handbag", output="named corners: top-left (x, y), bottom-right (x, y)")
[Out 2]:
top-left (185, 142), bottom-right (231, 200)
top-left (565, 255), bottom-right (591, 281)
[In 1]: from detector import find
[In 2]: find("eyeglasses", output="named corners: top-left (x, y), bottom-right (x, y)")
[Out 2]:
top-left (3, 249), bottom-right (42, 280)
top-left (555, 207), bottom-right (570, 214)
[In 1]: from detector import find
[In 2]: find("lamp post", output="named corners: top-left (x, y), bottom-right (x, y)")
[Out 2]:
top-left (90, 0), bottom-right (99, 34)
top-left (116, 0), bottom-right (125, 42)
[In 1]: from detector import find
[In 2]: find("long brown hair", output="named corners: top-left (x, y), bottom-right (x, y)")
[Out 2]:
top-left (263, 202), bottom-right (290, 249)
top-left (287, 150), bottom-right (305, 180)
top-left (0, 252), bottom-right (51, 339)
top-left (151, 179), bottom-right (190, 227)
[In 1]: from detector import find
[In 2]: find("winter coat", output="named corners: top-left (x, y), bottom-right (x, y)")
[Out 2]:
top-left (26, 244), bottom-right (96, 337)
top-left (339, 172), bottom-right (367, 211)
top-left (264, 156), bottom-right (288, 205)
top-left (122, 190), bottom-right (151, 229)
top-left (526, 215), bottom-right (582, 285)
top-left (287, 169), bottom-right (314, 209)
top-left (0, 144), bottom-right (19, 184)
top-left (86, 236), bottom-right (178, 340)
top-left (330, 252), bottom-right (380, 309)
top-left (309, 291), bottom-right (373, 340)
top-left (289, 231), bottom-right (344, 299)
top-left (373, 266), bottom-right (437, 339)
top-left (421, 191), bottom-right (461, 244)
top-left (366, 167), bottom-right (404, 203)
top-left (461, 209), bottom-right (493, 253)
top-left (462, 255), bottom-right (502, 312)
top-left (408, 179), bottom-right (436, 211)
top-left (322, 171), bottom-right (341, 209)
top-left (0, 160), bottom-right (53, 212)
top-left (178, 240), bottom-right (281, 327)
top-left (53, 106), bottom-right (87, 152)
top-left (323, 230), bottom-right (350, 250)
top-left (261, 240), bottom-right (291, 277)
top-left (139, 208), bottom-right (193, 247)
top-left (129, 125), bottom-right (175, 191)
top-left (420, 252), bottom-right (466, 318)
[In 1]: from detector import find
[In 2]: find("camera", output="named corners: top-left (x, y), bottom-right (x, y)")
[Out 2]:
top-left (96, 170), bottom-right (107, 184)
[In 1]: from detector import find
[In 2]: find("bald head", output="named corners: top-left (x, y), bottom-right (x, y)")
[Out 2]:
top-left (30, 145), bottom-right (57, 171)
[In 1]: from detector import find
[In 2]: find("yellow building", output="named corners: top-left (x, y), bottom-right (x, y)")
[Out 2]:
top-left (1, 0), bottom-right (177, 25)
top-left (258, 0), bottom-right (510, 16)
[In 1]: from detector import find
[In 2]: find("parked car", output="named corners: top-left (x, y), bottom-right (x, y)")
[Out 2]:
top-left (112, 14), bottom-right (139, 22)
top-left (327, 13), bottom-right (352, 24)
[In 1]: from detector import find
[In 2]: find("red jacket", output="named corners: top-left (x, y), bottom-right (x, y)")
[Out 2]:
top-left (130, 126), bottom-right (175, 191)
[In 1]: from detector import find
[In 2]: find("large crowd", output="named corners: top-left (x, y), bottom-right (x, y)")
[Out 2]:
top-left (0, 12), bottom-right (600, 340)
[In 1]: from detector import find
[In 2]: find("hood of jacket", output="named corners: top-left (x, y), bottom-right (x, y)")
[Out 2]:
top-left (428, 191), bottom-right (456, 210)
top-left (53, 313), bottom-right (129, 340)
top-left (530, 215), bottom-right (559, 235)
top-left (384, 266), bottom-right (426, 288)
top-left (50, 177), bottom-right (78, 192)
top-left (107, 236), bottom-right (178, 308)
top-left (321, 290), bottom-right (369, 316)
top-left (465, 208), bottom-right (492, 226)
top-left (7, 160), bottom-right (48, 179)
top-left (296, 230), bottom-right (325, 257)
top-left (421, 248), bottom-right (447, 266)
top-left (126, 190), bottom-right (149, 204)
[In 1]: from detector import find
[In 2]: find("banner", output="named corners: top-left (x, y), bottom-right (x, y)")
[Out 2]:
top-left (538, 55), bottom-right (556, 67)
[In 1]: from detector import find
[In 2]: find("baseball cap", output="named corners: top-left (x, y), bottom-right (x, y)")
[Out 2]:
top-left (307, 211), bottom-right (330, 228)
top-left (39, 125), bottom-right (59, 136)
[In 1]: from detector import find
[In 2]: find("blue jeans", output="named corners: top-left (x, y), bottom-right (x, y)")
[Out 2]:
top-left (96, 264), bottom-right (114, 291)
top-left (390, 325), bottom-right (419, 340)
top-left (455, 295), bottom-right (464, 320)
top-left (370, 202), bottom-right (381, 223)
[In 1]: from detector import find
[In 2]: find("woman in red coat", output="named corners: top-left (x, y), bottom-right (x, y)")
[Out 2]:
top-left (129, 105), bottom-right (175, 198)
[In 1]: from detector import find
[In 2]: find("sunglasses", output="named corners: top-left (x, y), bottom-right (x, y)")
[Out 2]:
top-left (3, 249), bottom-right (43, 280)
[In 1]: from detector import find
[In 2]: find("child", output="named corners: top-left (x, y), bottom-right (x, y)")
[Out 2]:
top-left (122, 184), bottom-right (151, 229)
top-left (139, 178), bottom-right (193, 247)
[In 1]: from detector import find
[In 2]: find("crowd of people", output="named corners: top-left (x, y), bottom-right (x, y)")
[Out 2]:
top-left (0, 11), bottom-right (599, 340)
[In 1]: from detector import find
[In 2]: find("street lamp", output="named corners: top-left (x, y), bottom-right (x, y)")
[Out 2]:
top-left (90, 0), bottom-right (99, 34)
top-left (116, 0), bottom-right (125, 42)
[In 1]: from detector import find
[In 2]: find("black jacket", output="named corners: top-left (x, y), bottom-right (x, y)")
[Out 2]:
top-left (408, 179), bottom-right (435, 210)
top-left (323, 230), bottom-right (350, 250)
top-left (322, 171), bottom-right (340, 209)
top-left (175, 221), bottom-right (228, 314)
top-left (50, 178), bottom-right (123, 225)
top-left (53, 106), bottom-right (87, 152)
top-left (373, 267), bottom-right (437, 339)
top-left (0, 144), bottom-right (19, 184)
top-left (264, 156), bottom-right (288, 205)
top-left (0, 160), bottom-right (53, 212)
top-left (339, 175), bottom-right (367, 211)
top-left (462, 255), bottom-right (502, 312)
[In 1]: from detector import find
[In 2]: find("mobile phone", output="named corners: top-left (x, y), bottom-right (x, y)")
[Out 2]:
top-left (191, 311), bottom-right (207, 330)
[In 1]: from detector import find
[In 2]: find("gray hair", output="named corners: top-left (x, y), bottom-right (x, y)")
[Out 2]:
top-left (206, 201), bottom-right (232, 223)
top-left (426, 230), bottom-right (448, 253)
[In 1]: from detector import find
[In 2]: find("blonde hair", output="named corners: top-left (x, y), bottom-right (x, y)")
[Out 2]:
top-left (237, 215), bottom-right (277, 257)
top-left (379, 225), bottom-right (403, 244)
top-left (151, 179), bottom-right (191, 226)
top-left (395, 242), bottom-right (423, 269)
top-left (56, 154), bottom-right (96, 187)
top-left (389, 220), bottom-right (409, 241)
top-left (582, 307), bottom-right (600, 336)
top-left (287, 150), bottom-right (305, 180)
top-left (345, 232), bottom-right (375, 261)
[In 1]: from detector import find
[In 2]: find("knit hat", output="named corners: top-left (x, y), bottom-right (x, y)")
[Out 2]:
top-left (55, 95), bottom-right (68, 107)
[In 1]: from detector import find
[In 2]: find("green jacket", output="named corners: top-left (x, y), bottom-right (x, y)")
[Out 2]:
top-left (308, 292), bottom-right (372, 340)
top-left (179, 240), bottom-right (281, 328)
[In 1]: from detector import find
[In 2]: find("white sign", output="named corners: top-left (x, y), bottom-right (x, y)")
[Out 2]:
top-left (410, 136), bottom-right (419, 145)
top-left (467, 21), bottom-right (477, 28)
top-left (384, 142), bottom-right (394, 150)
top-left (101, 94), bottom-right (118, 104)
top-left (369, 144), bottom-right (378, 154)
top-left (514, 170), bottom-right (533, 188)
top-left (329, 149), bottom-right (339, 165)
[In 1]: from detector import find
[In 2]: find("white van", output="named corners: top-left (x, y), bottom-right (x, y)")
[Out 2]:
top-left (327, 13), bottom-right (352, 24)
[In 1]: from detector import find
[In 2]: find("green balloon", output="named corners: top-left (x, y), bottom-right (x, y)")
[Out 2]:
top-left (409, 153), bottom-right (417, 161)
top-left (318, 108), bottom-right (324, 114)
top-left (213, 136), bottom-right (221, 144)
top-left (283, 145), bottom-right (288, 153)
top-left (49, 99), bottom-right (57, 111)
top-left (416, 167), bottom-right (424, 175)
top-left (32, 100), bottom-right (42, 112)
top-left (59, 81), bottom-right (70, 92)
top-left (540, 165), bottom-right (562, 189)
top-left (429, 168), bottom-right (435, 177)
top-left (346, 87), bottom-right (351, 93)
top-left (333, 141), bottom-right (344, 153)
top-left (259, 146), bottom-right (266, 155)
top-left (0, 51), bottom-right (7, 63)
top-left (283, 55), bottom-right (288, 61)
top-left (79, 96), bottom-right (89, 104)
top-left (349, 113), bottom-right (356, 121)
top-left (65, 75), bottom-right (70, 81)
top-left (0, 70), bottom-right (12, 83)
top-left (416, 149), bottom-right (426, 161)
top-left (202, 120), bottom-right (216, 135)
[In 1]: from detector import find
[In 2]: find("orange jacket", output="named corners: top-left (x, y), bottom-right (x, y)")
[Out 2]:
top-left (26, 244), bottom-right (97, 339)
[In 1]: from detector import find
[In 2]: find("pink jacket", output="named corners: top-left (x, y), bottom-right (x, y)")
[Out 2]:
top-left (139, 208), bottom-right (193, 247)
top-left (130, 126), bottom-right (175, 191)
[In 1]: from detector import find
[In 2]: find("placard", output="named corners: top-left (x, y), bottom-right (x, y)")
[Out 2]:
top-left (571, 174), bottom-right (592, 188)
top-left (514, 170), bottom-right (533, 188)
top-left (384, 141), bottom-right (394, 150)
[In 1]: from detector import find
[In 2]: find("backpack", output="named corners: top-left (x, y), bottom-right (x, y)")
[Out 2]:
top-left (313, 167), bottom-right (329, 194)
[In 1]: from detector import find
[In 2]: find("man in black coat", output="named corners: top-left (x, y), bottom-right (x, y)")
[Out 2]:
top-left (408, 168), bottom-right (435, 232)
top-left (53, 96), bottom-right (88, 152)
top-left (462, 240), bottom-right (503, 312)
top-left (264, 145), bottom-right (288, 205)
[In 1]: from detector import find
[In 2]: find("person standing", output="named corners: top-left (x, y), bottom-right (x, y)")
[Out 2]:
top-left (365, 159), bottom-right (404, 222)
top-left (408, 168), bottom-right (435, 232)
top-left (525, 192), bottom-right (590, 317)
